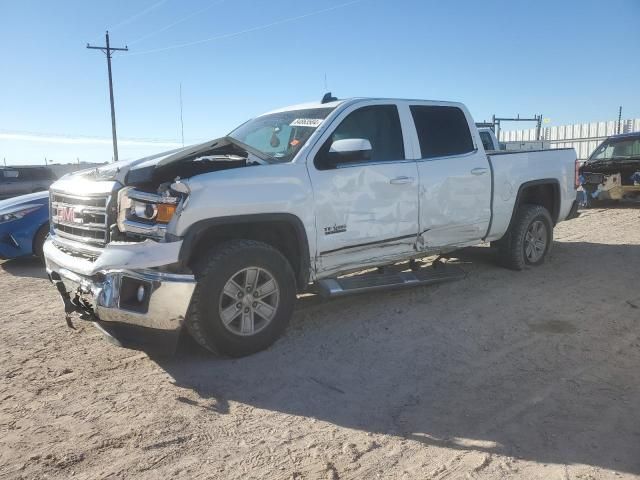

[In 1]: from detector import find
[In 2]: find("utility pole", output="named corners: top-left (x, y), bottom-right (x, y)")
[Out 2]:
top-left (87, 31), bottom-right (128, 162)
top-left (617, 106), bottom-right (623, 134)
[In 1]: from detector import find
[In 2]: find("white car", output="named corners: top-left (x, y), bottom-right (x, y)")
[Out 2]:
top-left (44, 96), bottom-right (579, 356)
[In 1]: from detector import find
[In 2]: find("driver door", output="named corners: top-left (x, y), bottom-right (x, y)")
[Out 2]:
top-left (306, 102), bottom-right (419, 277)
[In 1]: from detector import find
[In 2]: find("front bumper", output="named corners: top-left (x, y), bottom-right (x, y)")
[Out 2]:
top-left (44, 236), bottom-right (196, 351)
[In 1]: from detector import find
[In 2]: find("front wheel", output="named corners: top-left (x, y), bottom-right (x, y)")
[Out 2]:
top-left (186, 240), bottom-right (296, 357)
top-left (496, 204), bottom-right (553, 271)
top-left (33, 223), bottom-right (49, 259)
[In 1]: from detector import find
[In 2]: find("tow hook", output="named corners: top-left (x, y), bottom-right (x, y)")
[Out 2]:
top-left (53, 280), bottom-right (98, 329)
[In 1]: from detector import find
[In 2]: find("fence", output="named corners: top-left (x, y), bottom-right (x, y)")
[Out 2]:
top-left (498, 118), bottom-right (640, 159)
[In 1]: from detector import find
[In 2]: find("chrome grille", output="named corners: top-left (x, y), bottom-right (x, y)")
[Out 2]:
top-left (51, 191), bottom-right (111, 246)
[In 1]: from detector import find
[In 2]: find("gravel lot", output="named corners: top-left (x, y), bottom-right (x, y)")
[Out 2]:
top-left (1, 207), bottom-right (639, 480)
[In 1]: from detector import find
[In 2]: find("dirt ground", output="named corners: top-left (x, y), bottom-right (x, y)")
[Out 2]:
top-left (1, 206), bottom-right (639, 480)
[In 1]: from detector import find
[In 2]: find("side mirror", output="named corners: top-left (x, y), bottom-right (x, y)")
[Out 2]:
top-left (330, 138), bottom-right (372, 156)
top-left (318, 138), bottom-right (372, 169)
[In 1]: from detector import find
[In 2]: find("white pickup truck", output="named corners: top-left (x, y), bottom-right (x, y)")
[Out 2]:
top-left (44, 96), bottom-right (579, 356)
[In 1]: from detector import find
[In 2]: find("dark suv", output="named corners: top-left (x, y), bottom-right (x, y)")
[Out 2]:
top-left (0, 167), bottom-right (57, 200)
top-left (579, 132), bottom-right (640, 203)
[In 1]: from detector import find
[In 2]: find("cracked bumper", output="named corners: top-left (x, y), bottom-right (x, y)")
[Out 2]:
top-left (44, 236), bottom-right (196, 350)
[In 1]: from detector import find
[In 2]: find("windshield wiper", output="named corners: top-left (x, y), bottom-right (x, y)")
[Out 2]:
top-left (194, 154), bottom-right (246, 162)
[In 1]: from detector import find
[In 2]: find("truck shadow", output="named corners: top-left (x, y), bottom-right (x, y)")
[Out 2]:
top-left (0, 257), bottom-right (48, 279)
top-left (155, 241), bottom-right (640, 474)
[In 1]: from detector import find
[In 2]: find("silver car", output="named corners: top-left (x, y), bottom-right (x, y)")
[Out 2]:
top-left (0, 167), bottom-right (56, 200)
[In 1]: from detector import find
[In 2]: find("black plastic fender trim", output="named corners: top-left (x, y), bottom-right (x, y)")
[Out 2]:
top-left (177, 213), bottom-right (311, 289)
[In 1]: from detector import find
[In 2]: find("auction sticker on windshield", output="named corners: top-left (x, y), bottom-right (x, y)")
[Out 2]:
top-left (291, 118), bottom-right (323, 128)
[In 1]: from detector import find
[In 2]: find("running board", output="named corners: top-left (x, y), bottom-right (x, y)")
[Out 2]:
top-left (315, 264), bottom-right (466, 298)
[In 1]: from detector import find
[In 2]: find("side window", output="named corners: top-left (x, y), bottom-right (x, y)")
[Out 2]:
top-left (315, 105), bottom-right (404, 169)
top-left (410, 106), bottom-right (475, 159)
top-left (2, 170), bottom-right (20, 179)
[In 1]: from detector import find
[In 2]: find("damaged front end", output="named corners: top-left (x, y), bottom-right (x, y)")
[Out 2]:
top-left (44, 137), bottom-right (260, 352)
top-left (580, 163), bottom-right (640, 202)
top-left (579, 134), bottom-right (640, 203)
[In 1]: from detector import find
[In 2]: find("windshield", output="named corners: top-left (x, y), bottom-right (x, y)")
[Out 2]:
top-left (589, 136), bottom-right (640, 162)
top-left (228, 107), bottom-right (335, 162)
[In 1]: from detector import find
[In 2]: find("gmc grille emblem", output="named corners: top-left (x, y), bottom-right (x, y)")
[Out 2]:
top-left (59, 206), bottom-right (76, 223)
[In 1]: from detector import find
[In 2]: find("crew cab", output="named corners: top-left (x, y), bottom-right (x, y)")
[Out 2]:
top-left (44, 96), bottom-right (578, 356)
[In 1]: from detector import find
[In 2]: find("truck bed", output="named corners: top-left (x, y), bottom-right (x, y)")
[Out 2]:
top-left (486, 148), bottom-right (577, 241)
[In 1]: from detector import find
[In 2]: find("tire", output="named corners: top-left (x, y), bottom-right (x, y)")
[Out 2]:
top-left (186, 240), bottom-right (296, 357)
top-left (33, 223), bottom-right (49, 259)
top-left (495, 204), bottom-right (553, 271)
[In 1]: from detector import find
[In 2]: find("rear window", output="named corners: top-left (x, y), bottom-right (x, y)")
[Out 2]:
top-left (410, 106), bottom-right (475, 159)
top-left (480, 131), bottom-right (495, 151)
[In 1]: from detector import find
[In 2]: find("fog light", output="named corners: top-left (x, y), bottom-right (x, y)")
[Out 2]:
top-left (136, 285), bottom-right (146, 303)
top-left (119, 277), bottom-right (151, 313)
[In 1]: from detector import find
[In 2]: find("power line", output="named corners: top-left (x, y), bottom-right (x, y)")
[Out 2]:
top-left (110, 0), bottom-right (170, 32)
top-left (89, 0), bottom-right (170, 45)
top-left (128, 0), bottom-right (228, 46)
top-left (87, 31), bottom-right (129, 162)
top-left (125, 0), bottom-right (367, 57)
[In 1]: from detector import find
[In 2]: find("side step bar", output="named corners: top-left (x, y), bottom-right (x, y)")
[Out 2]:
top-left (315, 264), bottom-right (466, 298)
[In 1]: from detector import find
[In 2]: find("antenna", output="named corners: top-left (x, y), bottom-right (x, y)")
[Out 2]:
top-left (321, 92), bottom-right (337, 104)
top-left (179, 83), bottom-right (185, 147)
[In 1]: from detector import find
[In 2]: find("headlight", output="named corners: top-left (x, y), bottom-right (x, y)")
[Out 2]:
top-left (0, 205), bottom-right (43, 224)
top-left (117, 188), bottom-right (181, 239)
top-left (129, 200), bottom-right (177, 223)
top-left (132, 201), bottom-right (158, 221)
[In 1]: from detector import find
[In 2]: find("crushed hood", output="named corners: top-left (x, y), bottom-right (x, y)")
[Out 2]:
top-left (66, 137), bottom-right (261, 187)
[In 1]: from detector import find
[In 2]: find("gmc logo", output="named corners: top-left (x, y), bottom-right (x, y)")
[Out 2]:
top-left (58, 206), bottom-right (76, 223)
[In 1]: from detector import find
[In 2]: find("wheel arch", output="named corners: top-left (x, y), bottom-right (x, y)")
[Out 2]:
top-left (32, 221), bottom-right (50, 256)
top-left (507, 179), bottom-right (561, 230)
top-left (178, 213), bottom-right (311, 291)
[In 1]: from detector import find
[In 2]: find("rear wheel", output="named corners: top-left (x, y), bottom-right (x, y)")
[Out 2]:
top-left (186, 240), bottom-right (296, 357)
top-left (495, 204), bottom-right (553, 271)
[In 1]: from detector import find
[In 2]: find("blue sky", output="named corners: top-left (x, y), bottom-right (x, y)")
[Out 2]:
top-left (1, 0), bottom-right (639, 165)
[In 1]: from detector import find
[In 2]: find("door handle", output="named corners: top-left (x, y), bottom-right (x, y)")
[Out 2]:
top-left (471, 167), bottom-right (488, 176)
top-left (389, 176), bottom-right (415, 185)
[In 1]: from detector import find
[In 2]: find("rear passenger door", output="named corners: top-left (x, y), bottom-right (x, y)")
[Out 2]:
top-left (307, 102), bottom-right (419, 276)
top-left (410, 104), bottom-right (492, 249)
